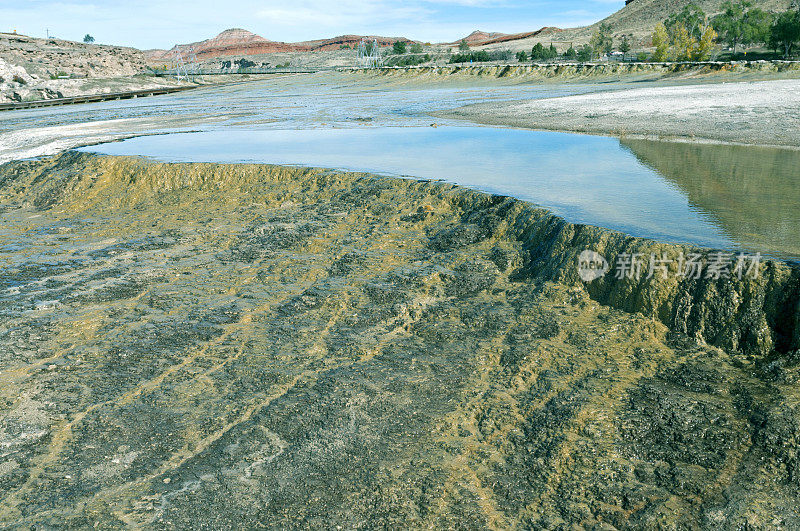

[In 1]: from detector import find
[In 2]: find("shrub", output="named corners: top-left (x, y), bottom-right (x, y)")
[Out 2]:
top-left (449, 50), bottom-right (490, 63)
top-left (637, 52), bottom-right (649, 62)
top-left (410, 42), bottom-right (423, 53)
top-left (393, 41), bottom-right (407, 55)
top-left (491, 49), bottom-right (513, 61)
top-left (532, 43), bottom-right (559, 61)
top-left (386, 54), bottom-right (431, 66)
top-left (459, 40), bottom-right (470, 51)
top-left (516, 51), bottom-right (528, 62)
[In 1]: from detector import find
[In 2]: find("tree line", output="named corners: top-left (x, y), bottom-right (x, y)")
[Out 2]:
top-left (652, 1), bottom-right (800, 61)
top-left (517, 2), bottom-right (800, 64)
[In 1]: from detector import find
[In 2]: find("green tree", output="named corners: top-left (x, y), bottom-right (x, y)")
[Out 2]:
top-left (547, 44), bottom-right (558, 59)
top-left (393, 41), bottom-right (407, 55)
top-left (83, 34), bottom-right (94, 43)
top-left (409, 42), bottom-right (423, 54)
top-left (590, 22), bottom-right (614, 56)
top-left (577, 45), bottom-right (594, 62)
top-left (666, 3), bottom-right (707, 40)
top-left (652, 23), bottom-right (670, 61)
top-left (742, 8), bottom-right (774, 48)
top-left (564, 46), bottom-right (578, 60)
top-left (516, 51), bottom-right (528, 62)
top-left (713, 1), bottom-right (751, 54)
top-left (459, 40), bottom-right (470, 51)
top-left (531, 42), bottom-right (545, 60)
top-left (770, 8), bottom-right (800, 59)
top-left (619, 35), bottom-right (631, 54)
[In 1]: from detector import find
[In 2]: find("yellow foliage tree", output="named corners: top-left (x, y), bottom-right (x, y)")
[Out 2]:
top-left (672, 25), bottom-right (694, 61)
top-left (652, 23), bottom-right (670, 61)
top-left (692, 26), bottom-right (718, 61)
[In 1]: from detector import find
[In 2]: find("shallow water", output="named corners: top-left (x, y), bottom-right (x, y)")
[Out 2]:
top-left (82, 126), bottom-right (800, 259)
top-left (0, 73), bottom-right (612, 162)
top-left (3, 72), bottom-right (799, 258)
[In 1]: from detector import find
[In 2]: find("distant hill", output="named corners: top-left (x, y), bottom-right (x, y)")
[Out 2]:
top-left (575, 0), bottom-right (794, 41)
top-left (449, 28), bottom-right (563, 47)
top-left (0, 32), bottom-right (146, 78)
top-left (479, 0), bottom-right (794, 51)
top-left (144, 1), bottom-right (798, 64)
top-left (451, 31), bottom-right (510, 45)
top-left (146, 29), bottom-right (304, 63)
top-left (298, 35), bottom-right (415, 52)
top-left (146, 29), bottom-right (416, 64)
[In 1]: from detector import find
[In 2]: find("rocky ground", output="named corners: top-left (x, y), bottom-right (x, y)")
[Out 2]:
top-left (438, 77), bottom-right (800, 147)
top-left (0, 65), bottom-right (195, 104)
top-left (0, 32), bottom-right (262, 104)
top-left (0, 32), bottom-right (145, 79)
top-left (0, 152), bottom-right (798, 528)
top-left (0, 32), bottom-right (161, 104)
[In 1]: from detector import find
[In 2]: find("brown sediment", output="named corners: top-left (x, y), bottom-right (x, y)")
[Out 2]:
top-left (1, 152), bottom-right (799, 528)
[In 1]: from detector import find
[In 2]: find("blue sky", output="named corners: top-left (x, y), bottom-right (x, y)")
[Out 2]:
top-left (1, 0), bottom-right (624, 49)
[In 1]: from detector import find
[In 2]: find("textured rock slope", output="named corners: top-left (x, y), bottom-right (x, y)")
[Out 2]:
top-left (0, 32), bottom-right (146, 79)
top-left (146, 28), bottom-right (414, 64)
top-left (0, 152), bottom-right (798, 528)
top-left (0, 32), bottom-right (155, 103)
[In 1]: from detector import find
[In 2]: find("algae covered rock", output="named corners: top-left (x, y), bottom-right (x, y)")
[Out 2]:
top-left (0, 152), bottom-right (798, 528)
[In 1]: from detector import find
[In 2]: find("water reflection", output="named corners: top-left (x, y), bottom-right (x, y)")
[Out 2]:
top-left (82, 126), bottom-right (741, 255)
top-left (621, 139), bottom-right (800, 259)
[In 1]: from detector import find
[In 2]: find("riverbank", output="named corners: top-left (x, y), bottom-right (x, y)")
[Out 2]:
top-left (0, 85), bottom-right (200, 111)
top-left (1, 152), bottom-right (799, 528)
top-left (342, 60), bottom-right (800, 83)
top-left (0, 64), bottom-right (304, 104)
top-left (437, 77), bottom-right (800, 147)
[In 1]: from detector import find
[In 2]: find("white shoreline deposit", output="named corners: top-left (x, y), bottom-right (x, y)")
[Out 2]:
top-left (437, 78), bottom-right (800, 148)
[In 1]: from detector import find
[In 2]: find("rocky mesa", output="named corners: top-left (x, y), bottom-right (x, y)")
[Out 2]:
top-left (145, 28), bottom-right (416, 64)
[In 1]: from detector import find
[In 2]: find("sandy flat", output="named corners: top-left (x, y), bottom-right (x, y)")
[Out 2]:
top-left (438, 78), bottom-right (800, 147)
